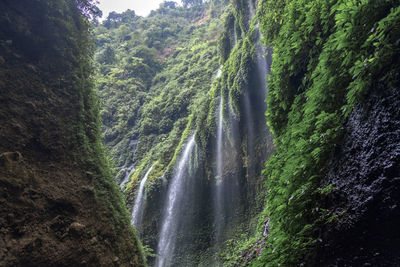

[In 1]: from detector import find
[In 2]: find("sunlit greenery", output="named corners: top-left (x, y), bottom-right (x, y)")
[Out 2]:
top-left (251, 0), bottom-right (400, 265)
top-left (93, 0), bottom-right (400, 266)
top-left (94, 1), bottom-right (231, 192)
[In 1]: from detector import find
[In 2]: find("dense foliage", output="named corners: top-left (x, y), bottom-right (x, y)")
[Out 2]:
top-left (94, 1), bottom-right (229, 190)
top-left (94, 0), bottom-right (274, 264)
top-left (251, 0), bottom-right (400, 265)
top-left (93, 2), bottom-right (239, 265)
top-left (0, 0), bottom-right (146, 265)
top-left (93, 0), bottom-right (399, 265)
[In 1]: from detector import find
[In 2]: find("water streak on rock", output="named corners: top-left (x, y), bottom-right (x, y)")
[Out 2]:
top-left (131, 164), bottom-right (153, 234)
top-left (156, 134), bottom-right (197, 267)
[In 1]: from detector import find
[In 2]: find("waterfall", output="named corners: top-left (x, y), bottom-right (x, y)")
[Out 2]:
top-left (156, 133), bottom-right (197, 267)
top-left (255, 44), bottom-right (272, 97)
top-left (131, 164), bottom-right (153, 234)
top-left (120, 139), bottom-right (138, 189)
top-left (244, 91), bottom-right (255, 180)
top-left (120, 165), bottom-right (134, 189)
top-left (230, 25), bottom-right (238, 48)
top-left (216, 66), bottom-right (223, 79)
top-left (233, 30), bottom-right (238, 47)
top-left (214, 96), bottom-right (224, 246)
top-left (213, 95), bottom-right (242, 254)
top-left (249, 0), bottom-right (255, 20)
top-left (216, 97), bottom-right (223, 181)
top-left (241, 0), bottom-right (274, 202)
top-left (249, 0), bottom-right (272, 96)
top-left (245, 0), bottom-right (271, 178)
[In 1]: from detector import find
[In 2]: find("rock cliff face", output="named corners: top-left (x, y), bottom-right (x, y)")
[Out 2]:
top-left (316, 85), bottom-right (400, 266)
top-left (0, 156), bottom-right (140, 266)
top-left (0, 1), bottom-right (146, 266)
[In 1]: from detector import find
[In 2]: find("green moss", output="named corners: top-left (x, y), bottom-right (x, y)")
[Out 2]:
top-left (248, 0), bottom-right (400, 266)
top-left (0, 0), bottom-right (148, 265)
top-left (96, 3), bottom-right (225, 197)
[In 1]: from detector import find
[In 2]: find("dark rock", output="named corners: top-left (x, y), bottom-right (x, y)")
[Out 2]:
top-left (314, 86), bottom-right (400, 266)
top-left (89, 237), bottom-right (98, 245)
top-left (0, 151), bottom-right (23, 170)
top-left (68, 222), bottom-right (85, 235)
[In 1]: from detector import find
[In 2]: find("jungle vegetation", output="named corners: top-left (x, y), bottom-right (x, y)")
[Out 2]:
top-left (92, 0), bottom-right (400, 265)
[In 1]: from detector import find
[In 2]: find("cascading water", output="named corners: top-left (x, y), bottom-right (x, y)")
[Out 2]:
top-left (249, 0), bottom-right (256, 19)
top-left (212, 96), bottom-right (242, 258)
top-left (120, 165), bottom-right (134, 189)
top-left (244, 91), bottom-right (256, 179)
top-left (156, 133), bottom-right (197, 267)
top-left (212, 1), bottom-right (274, 257)
top-left (230, 26), bottom-right (238, 48)
top-left (214, 96), bottom-right (224, 246)
top-left (216, 66), bottom-right (223, 79)
top-left (249, 0), bottom-right (272, 97)
top-left (216, 97), bottom-right (224, 180)
top-left (131, 164), bottom-right (153, 234)
top-left (253, 18), bottom-right (273, 155)
top-left (245, 0), bottom-right (273, 177)
top-left (233, 30), bottom-right (238, 47)
top-left (150, 2), bottom-right (273, 264)
top-left (120, 139), bottom-right (138, 189)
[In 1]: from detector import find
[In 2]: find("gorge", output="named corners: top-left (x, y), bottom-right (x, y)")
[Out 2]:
top-left (1, 0), bottom-right (399, 266)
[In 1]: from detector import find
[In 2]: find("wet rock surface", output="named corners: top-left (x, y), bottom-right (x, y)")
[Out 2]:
top-left (0, 3), bottom-right (146, 265)
top-left (315, 85), bottom-right (400, 266)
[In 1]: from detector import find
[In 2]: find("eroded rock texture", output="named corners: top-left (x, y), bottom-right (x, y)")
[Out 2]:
top-left (0, 1), bottom-right (146, 266)
top-left (316, 86), bottom-right (400, 266)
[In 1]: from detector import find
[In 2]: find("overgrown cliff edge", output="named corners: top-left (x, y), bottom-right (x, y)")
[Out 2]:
top-left (0, 1), bottom-right (146, 266)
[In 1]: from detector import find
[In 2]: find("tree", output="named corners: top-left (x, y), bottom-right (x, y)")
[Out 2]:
top-left (164, 1), bottom-right (177, 9)
top-left (182, 0), bottom-right (203, 8)
top-left (103, 10), bottom-right (136, 29)
top-left (101, 45), bottom-right (115, 64)
top-left (76, 0), bottom-right (102, 20)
